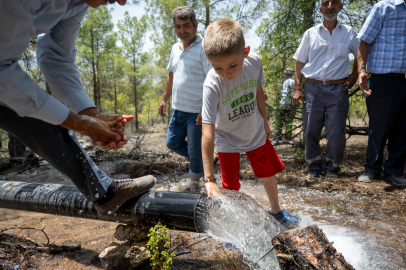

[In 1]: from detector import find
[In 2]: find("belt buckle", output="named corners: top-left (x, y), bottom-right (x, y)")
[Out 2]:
top-left (323, 80), bottom-right (327, 85)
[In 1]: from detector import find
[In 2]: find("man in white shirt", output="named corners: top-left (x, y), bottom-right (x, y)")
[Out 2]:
top-left (158, 6), bottom-right (214, 191)
top-left (292, 0), bottom-right (359, 178)
top-left (275, 68), bottom-right (296, 140)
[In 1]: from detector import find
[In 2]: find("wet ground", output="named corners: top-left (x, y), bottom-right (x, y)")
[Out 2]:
top-left (0, 132), bottom-right (405, 269)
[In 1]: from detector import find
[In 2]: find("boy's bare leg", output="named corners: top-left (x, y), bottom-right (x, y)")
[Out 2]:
top-left (261, 175), bottom-right (281, 214)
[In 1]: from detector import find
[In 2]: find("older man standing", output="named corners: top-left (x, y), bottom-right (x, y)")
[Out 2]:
top-left (159, 6), bottom-right (213, 190)
top-left (293, 0), bottom-right (359, 179)
top-left (275, 68), bottom-right (296, 140)
top-left (0, 0), bottom-right (156, 216)
top-left (357, 0), bottom-right (406, 187)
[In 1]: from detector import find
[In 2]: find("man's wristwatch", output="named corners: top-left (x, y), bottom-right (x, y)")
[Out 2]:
top-left (203, 178), bottom-right (216, 183)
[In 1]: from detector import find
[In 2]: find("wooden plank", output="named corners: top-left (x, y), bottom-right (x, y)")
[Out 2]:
top-left (272, 225), bottom-right (355, 270)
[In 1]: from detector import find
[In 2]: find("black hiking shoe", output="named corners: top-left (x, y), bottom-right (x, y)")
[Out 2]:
top-left (384, 175), bottom-right (406, 187)
top-left (94, 175), bottom-right (156, 215)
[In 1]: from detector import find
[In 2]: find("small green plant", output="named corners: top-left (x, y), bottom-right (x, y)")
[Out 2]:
top-left (146, 222), bottom-right (176, 270)
top-left (329, 204), bottom-right (347, 212)
top-left (294, 150), bottom-right (305, 158)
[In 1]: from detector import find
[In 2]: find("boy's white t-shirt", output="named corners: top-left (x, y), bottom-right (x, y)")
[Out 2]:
top-left (202, 52), bottom-right (266, 153)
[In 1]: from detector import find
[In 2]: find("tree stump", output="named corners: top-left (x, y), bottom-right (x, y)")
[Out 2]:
top-left (272, 225), bottom-right (354, 270)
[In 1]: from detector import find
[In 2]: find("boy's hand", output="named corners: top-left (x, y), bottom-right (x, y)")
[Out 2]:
top-left (264, 121), bottom-right (272, 139)
top-left (205, 182), bottom-right (221, 198)
top-left (196, 110), bottom-right (202, 125)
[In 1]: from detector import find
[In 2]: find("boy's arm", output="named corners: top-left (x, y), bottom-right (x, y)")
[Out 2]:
top-left (257, 85), bottom-right (272, 139)
top-left (202, 123), bottom-right (221, 197)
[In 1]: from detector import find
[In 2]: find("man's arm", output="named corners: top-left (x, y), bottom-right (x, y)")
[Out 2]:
top-left (202, 123), bottom-right (220, 197)
top-left (357, 40), bottom-right (372, 96)
top-left (257, 85), bottom-right (272, 139)
top-left (37, 6), bottom-right (96, 116)
top-left (36, 6), bottom-right (131, 148)
top-left (293, 61), bottom-right (306, 108)
top-left (159, 71), bottom-right (173, 117)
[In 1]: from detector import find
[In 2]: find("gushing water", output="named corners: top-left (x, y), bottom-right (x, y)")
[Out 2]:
top-left (196, 188), bottom-right (285, 270)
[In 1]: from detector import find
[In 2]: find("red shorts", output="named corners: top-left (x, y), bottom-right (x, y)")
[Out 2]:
top-left (218, 140), bottom-right (285, 191)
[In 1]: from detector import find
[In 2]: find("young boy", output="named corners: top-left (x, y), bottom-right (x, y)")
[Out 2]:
top-left (201, 18), bottom-right (300, 226)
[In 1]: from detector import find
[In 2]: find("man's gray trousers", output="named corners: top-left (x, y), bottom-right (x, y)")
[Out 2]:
top-left (302, 81), bottom-right (349, 173)
top-left (0, 104), bottom-right (115, 204)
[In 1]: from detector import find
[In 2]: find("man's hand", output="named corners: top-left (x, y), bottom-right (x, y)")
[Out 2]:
top-left (196, 110), bottom-right (202, 125)
top-left (159, 100), bottom-right (167, 117)
top-left (205, 182), bottom-right (221, 198)
top-left (78, 108), bottom-right (134, 150)
top-left (358, 72), bottom-right (372, 96)
top-left (264, 121), bottom-right (272, 139)
top-left (61, 111), bottom-right (122, 144)
top-left (92, 115), bottom-right (134, 149)
top-left (293, 89), bottom-right (305, 108)
top-left (345, 73), bottom-right (358, 89)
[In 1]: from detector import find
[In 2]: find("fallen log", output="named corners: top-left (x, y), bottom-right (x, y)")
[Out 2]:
top-left (272, 225), bottom-right (355, 270)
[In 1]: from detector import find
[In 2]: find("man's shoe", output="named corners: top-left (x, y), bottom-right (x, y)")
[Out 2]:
top-left (268, 209), bottom-right (301, 226)
top-left (326, 171), bottom-right (339, 178)
top-left (384, 175), bottom-right (406, 187)
top-left (306, 171), bottom-right (319, 179)
top-left (94, 175), bottom-right (156, 215)
top-left (358, 172), bottom-right (380, 183)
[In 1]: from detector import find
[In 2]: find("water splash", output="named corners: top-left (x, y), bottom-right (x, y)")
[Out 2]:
top-left (196, 188), bottom-right (285, 270)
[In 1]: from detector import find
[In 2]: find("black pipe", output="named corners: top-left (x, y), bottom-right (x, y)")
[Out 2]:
top-left (0, 181), bottom-right (208, 232)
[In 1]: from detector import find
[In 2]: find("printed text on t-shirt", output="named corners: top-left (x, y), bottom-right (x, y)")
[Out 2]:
top-left (222, 79), bottom-right (257, 106)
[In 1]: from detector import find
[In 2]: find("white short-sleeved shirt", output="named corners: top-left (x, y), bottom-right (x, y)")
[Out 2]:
top-left (281, 77), bottom-right (295, 106)
top-left (293, 22), bottom-right (359, 81)
top-left (202, 53), bottom-right (266, 153)
top-left (167, 36), bottom-right (212, 113)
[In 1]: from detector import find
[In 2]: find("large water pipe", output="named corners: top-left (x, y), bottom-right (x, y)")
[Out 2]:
top-left (0, 181), bottom-right (208, 232)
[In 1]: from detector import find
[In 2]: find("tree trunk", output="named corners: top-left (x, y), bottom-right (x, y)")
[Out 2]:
top-left (91, 30), bottom-right (98, 110)
top-left (133, 58), bottom-right (139, 131)
top-left (96, 59), bottom-right (101, 113)
top-left (303, 0), bottom-right (316, 31)
top-left (205, 2), bottom-right (210, 29)
top-left (114, 82), bottom-right (118, 114)
top-left (272, 225), bottom-right (355, 270)
top-left (8, 134), bottom-right (26, 160)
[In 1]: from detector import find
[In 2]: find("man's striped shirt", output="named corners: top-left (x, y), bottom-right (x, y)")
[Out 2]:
top-left (357, 0), bottom-right (406, 74)
top-left (167, 36), bottom-right (212, 113)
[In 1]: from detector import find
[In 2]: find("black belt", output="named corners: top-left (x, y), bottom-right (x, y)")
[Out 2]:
top-left (373, 73), bottom-right (406, 78)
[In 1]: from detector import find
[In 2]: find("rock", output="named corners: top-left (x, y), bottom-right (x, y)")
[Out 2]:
top-left (99, 243), bottom-right (149, 270)
top-left (124, 246), bottom-right (149, 269)
top-left (114, 224), bottom-right (150, 242)
top-left (99, 244), bottom-right (131, 270)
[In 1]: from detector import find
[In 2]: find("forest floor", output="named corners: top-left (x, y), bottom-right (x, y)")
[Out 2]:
top-left (0, 123), bottom-right (405, 270)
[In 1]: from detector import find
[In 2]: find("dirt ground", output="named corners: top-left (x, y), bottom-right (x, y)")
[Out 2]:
top-left (0, 125), bottom-right (405, 269)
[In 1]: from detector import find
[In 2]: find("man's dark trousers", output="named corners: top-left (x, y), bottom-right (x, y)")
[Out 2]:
top-left (302, 81), bottom-right (349, 174)
top-left (0, 105), bottom-right (115, 204)
top-left (365, 74), bottom-right (406, 177)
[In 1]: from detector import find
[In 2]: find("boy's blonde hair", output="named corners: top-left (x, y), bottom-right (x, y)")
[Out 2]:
top-left (203, 18), bottom-right (245, 59)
